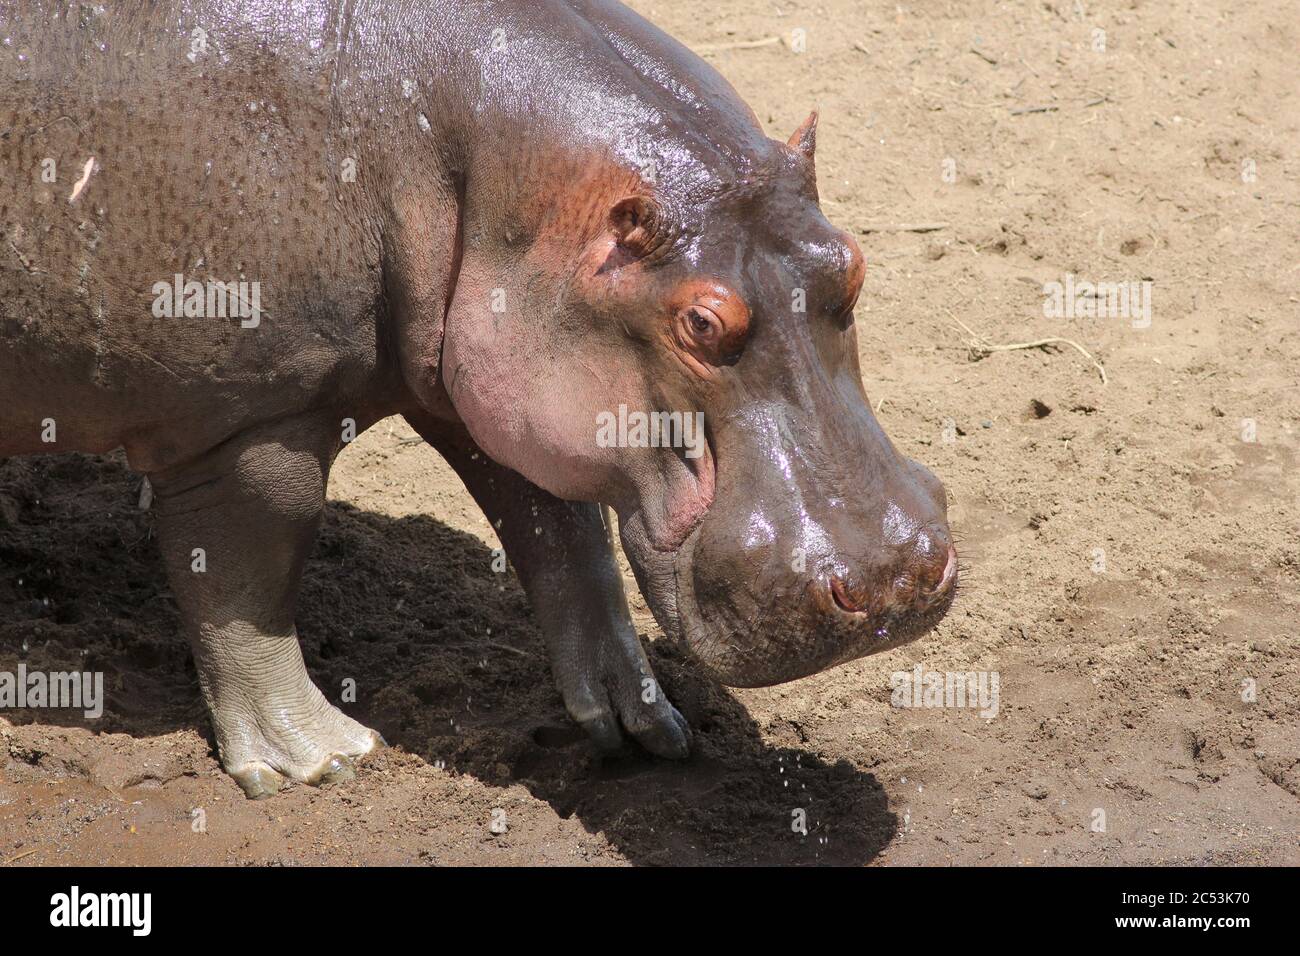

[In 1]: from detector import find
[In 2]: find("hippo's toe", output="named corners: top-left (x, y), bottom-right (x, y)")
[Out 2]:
top-left (626, 701), bottom-right (693, 760)
top-left (209, 685), bottom-right (386, 799)
top-left (229, 763), bottom-right (286, 800)
top-left (225, 735), bottom-right (381, 799)
top-left (560, 645), bottom-right (693, 761)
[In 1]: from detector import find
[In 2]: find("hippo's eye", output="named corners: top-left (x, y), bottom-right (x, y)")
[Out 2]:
top-left (668, 282), bottom-right (751, 374)
top-left (673, 303), bottom-right (743, 368)
top-left (687, 308), bottom-right (719, 341)
top-left (833, 235), bottom-right (867, 329)
top-left (833, 289), bottom-right (861, 330)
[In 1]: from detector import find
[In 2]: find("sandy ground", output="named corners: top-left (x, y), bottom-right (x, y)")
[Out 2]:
top-left (2, 0), bottom-right (1298, 866)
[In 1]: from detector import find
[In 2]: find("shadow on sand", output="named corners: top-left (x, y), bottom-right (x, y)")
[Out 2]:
top-left (0, 452), bottom-right (896, 864)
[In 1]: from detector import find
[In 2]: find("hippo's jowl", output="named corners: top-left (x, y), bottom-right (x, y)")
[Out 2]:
top-left (0, 0), bottom-right (957, 798)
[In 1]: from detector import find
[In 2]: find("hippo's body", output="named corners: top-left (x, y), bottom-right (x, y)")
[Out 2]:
top-left (1, 0), bottom-right (957, 797)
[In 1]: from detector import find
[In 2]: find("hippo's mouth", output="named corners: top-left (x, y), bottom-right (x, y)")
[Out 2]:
top-left (651, 434), bottom-right (716, 553)
top-left (614, 435), bottom-right (714, 648)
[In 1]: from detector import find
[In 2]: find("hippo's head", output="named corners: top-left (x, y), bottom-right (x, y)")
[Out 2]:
top-left (440, 112), bottom-right (956, 687)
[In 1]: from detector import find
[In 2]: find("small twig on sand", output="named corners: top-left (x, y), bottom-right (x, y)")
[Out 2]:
top-left (693, 36), bottom-right (780, 53)
top-left (1, 849), bottom-right (37, 866)
top-left (860, 221), bottom-right (949, 233)
top-left (969, 47), bottom-right (999, 66)
top-left (949, 313), bottom-right (1108, 385)
top-left (1009, 104), bottom-right (1058, 115)
top-left (444, 641), bottom-right (537, 659)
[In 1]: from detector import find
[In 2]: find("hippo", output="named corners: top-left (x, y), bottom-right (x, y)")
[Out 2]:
top-left (0, 0), bottom-right (957, 798)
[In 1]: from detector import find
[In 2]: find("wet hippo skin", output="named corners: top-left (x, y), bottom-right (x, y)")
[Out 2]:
top-left (0, 0), bottom-right (956, 797)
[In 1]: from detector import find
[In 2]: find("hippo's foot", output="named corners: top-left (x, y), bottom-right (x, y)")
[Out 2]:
top-left (556, 625), bottom-right (693, 761)
top-left (212, 685), bottom-right (385, 800)
top-left (148, 416), bottom-right (388, 800)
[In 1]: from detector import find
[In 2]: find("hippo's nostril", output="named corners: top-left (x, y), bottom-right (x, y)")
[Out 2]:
top-left (828, 543), bottom-right (956, 618)
top-left (830, 574), bottom-right (869, 614)
top-left (920, 546), bottom-right (959, 603)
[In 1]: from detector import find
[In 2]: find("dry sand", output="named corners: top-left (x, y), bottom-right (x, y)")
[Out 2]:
top-left (2, 0), bottom-right (1297, 865)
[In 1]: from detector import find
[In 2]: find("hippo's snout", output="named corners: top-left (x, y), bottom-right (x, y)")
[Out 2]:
top-left (673, 439), bottom-right (958, 688)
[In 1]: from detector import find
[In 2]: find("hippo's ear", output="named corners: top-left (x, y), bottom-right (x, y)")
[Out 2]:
top-left (610, 195), bottom-right (662, 258)
top-left (787, 110), bottom-right (818, 162)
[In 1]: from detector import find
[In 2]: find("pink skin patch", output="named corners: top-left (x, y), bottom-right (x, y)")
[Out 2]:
top-left (653, 436), bottom-right (716, 551)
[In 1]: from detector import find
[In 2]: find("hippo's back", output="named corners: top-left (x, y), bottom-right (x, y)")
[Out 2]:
top-left (0, 0), bottom-right (778, 467)
top-left (0, 1), bottom-right (387, 466)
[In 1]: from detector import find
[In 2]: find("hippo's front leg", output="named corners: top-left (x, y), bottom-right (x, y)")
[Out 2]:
top-left (407, 414), bottom-right (691, 759)
top-left (149, 416), bottom-right (384, 798)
